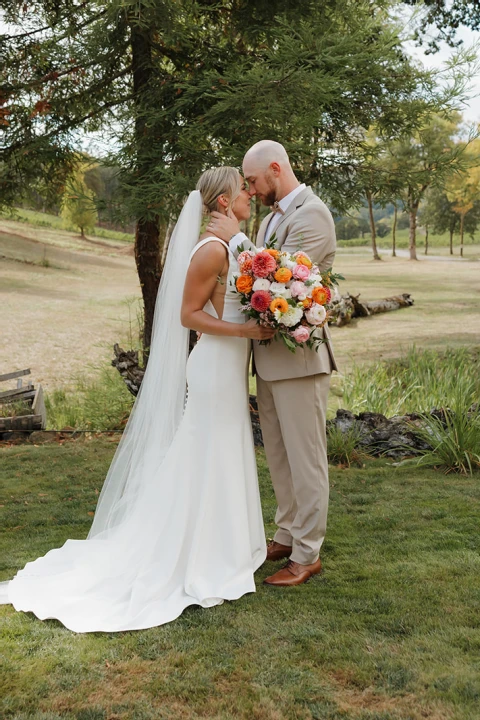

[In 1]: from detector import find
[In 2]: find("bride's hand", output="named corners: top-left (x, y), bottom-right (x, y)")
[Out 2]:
top-left (240, 319), bottom-right (276, 340)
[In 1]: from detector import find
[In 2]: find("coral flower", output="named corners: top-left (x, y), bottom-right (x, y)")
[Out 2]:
top-left (312, 286), bottom-right (331, 305)
top-left (236, 275), bottom-right (253, 294)
top-left (270, 297), bottom-right (289, 314)
top-left (251, 290), bottom-right (272, 312)
top-left (295, 253), bottom-right (313, 269)
top-left (237, 251), bottom-right (253, 271)
top-left (266, 248), bottom-right (280, 260)
top-left (252, 252), bottom-right (277, 278)
top-left (274, 267), bottom-right (292, 283)
top-left (302, 297), bottom-right (313, 308)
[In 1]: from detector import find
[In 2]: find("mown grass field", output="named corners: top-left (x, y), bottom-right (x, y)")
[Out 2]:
top-left (1, 439), bottom-right (479, 720)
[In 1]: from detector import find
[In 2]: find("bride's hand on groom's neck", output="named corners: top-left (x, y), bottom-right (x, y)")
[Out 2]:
top-left (206, 210), bottom-right (240, 242)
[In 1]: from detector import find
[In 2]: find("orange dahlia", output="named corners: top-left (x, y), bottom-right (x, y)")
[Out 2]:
top-left (274, 267), bottom-right (292, 283)
top-left (312, 286), bottom-right (331, 305)
top-left (302, 297), bottom-right (313, 308)
top-left (236, 275), bottom-right (253, 294)
top-left (270, 297), bottom-right (289, 313)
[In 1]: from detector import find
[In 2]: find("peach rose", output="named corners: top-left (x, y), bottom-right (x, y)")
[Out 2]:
top-left (236, 275), bottom-right (253, 294)
top-left (312, 286), bottom-right (331, 305)
top-left (266, 248), bottom-right (280, 260)
top-left (270, 297), bottom-right (289, 314)
top-left (274, 267), bottom-right (293, 283)
top-left (294, 253), bottom-right (313, 269)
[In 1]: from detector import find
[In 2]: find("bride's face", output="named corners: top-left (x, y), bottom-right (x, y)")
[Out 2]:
top-left (231, 179), bottom-right (251, 221)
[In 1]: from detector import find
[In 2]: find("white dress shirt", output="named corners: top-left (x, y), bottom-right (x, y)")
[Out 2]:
top-left (229, 184), bottom-right (306, 253)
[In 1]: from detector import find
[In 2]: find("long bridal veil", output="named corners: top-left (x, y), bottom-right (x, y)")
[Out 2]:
top-left (87, 190), bottom-right (203, 539)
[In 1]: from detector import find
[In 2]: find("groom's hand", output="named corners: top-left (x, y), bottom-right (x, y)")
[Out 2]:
top-left (206, 210), bottom-right (240, 242)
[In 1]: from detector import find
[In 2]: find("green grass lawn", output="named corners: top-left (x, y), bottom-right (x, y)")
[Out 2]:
top-left (1, 439), bottom-right (479, 720)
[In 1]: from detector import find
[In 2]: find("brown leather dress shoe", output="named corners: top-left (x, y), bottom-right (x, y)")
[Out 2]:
top-left (266, 540), bottom-right (292, 562)
top-left (263, 559), bottom-right (322, 586)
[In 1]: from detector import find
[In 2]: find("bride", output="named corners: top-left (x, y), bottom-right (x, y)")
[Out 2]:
top-left (0, 167), bottom-right (275, 633)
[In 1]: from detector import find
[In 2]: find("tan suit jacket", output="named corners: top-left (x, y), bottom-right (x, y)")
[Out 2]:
top-left (248, 186), bottom-right (338, 381)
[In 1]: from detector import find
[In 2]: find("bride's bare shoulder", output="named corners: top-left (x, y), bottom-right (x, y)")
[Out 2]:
top-left (190, 237), bottom-right (228, 268)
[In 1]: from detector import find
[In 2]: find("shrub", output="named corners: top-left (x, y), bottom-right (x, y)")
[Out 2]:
top-left (342, 346), bottom-right (479, 417)
top-left (398, 379), bottom-right (480, 475)
top-left (327, 422), bottom-right (369, 467)
top-left (45, 365), bottom-right (134, 432)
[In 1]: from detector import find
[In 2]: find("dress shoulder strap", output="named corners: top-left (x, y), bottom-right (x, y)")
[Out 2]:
top-left (189, 236), bottom-right (231, 261)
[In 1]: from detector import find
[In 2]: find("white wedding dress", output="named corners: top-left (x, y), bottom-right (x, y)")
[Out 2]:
top-left (0, 235), bottom-right (267, 632)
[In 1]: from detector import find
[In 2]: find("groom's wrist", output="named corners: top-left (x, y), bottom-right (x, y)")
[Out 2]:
top-left (229, 232), bottom-right (249, 252)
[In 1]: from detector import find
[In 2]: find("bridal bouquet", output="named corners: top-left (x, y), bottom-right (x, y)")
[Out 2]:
top-left (233, 240), bottom-right (343, 353)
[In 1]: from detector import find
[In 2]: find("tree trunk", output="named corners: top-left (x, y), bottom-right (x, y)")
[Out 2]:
top-left (392, 204), bottom-right (397, 257)
top-left (424, 224), bottom-right (428, 255)
top-left (408, 201), bottom-right (418, 260)
top-left (459, 213), bottom-right (465, 258)
top-left (449, 226), bottom-right (454, 255)
top-left (130, 12), bottom-right (160, 363)
top-left (329, 292), bottom-right (414, 326)
top-left (366, 190), bottom-right (381, 260)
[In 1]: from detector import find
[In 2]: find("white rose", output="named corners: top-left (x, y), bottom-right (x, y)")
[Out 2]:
top-left (252, 278), bottom-right (271, 291)
top-left (270, 281), bottom-right (287, 296)
top-left (305, 303), bottom-right (327, 325)
top-left (280, 307), bottom-right (304, 327)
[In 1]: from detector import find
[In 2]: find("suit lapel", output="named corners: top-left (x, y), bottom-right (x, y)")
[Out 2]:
top-left (256, 214), bottom-right (272, 248)
top-left (271, 186), bottom-right (314, 248)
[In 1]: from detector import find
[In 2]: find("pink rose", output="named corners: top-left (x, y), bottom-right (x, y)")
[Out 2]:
top-left (305, 303), bottom-right (327, 325)
top-left (292, 263), bottom-right (310, 281)
top-left (251, 290), bottom-right (272, 312)
top-left (290, 281), bottom-right (308, 299)
top-left (292, 326), bottom-right (310, 343)
top-left (252, 252), bottom-right (277, 278)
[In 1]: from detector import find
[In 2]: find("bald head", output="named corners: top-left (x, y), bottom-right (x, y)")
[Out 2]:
top-left (242, 139), bottom-right (299, 207)
top-left (243, 140), bottom-right (290, 171)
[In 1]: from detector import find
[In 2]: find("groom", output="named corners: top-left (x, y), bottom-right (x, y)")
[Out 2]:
top-left (207, 140), bottom-right (337, 587)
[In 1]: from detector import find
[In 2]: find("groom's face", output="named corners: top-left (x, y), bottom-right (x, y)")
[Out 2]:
top-left (242, 161), bottom-right (278, 208)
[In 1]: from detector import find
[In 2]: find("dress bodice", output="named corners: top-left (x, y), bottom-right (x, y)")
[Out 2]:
top-left (189, 237), bottom-right (244, 324)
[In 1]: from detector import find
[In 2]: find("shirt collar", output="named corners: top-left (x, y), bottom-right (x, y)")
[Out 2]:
top-left (278, 183), bottom-right (306, 213)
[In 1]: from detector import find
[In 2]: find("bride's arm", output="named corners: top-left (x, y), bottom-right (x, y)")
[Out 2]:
top-left (181, 243), bottom-right (274, 341)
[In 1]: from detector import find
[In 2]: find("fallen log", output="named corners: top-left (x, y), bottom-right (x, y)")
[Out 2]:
top-left (329, 293), bottom-right (413, 327)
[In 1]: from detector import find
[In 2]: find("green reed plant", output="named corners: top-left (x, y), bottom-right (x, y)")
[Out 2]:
top-left (327, 422), bottom-right (369, 467)
top-left (398, 378), bottom-right (480, 475)
top-left (342, 346), bottom-right (479, 417)
top-left (45, 365), bottom-right (134, 431)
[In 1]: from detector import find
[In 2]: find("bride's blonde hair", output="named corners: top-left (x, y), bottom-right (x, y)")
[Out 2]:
top-left (196, 166), bottom-right (241, 214)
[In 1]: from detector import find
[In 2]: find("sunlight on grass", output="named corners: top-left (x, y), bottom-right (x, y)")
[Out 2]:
top-left (1, 440), bottom-right (479, 719)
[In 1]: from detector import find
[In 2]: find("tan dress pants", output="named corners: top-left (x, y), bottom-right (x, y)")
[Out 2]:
top-left (256, 372), bottom-right (331, 565)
